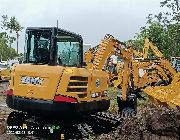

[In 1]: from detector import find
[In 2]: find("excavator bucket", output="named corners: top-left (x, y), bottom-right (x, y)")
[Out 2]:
top-left (144, 73), bottom-right (180, 108)
top-left (117, 94), bottom-right (137, 116)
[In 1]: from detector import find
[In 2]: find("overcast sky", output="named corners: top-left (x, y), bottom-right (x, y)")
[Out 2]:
top-left (0, 0), bottom-right (163, 53)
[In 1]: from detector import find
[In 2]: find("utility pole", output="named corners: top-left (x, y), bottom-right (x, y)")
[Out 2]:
top-left (0, 39), bottom-right (3, 62)
top-left (16, 32), bottom-right (19, 54)
top-left (57, 20), bottom-right (59, 29)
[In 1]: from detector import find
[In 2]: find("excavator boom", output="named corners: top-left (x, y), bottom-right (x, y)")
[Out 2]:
top-left (143, 38), bottom-right (163, 58)
top-left (85, 35), bottom-right (134, 100)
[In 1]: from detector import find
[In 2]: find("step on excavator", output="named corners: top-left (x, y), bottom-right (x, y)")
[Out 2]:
top-left (5, 27), bottom-right (180, 138)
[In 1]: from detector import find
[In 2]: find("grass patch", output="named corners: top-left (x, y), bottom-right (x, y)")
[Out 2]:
top-left (107, 87), bottom-right (120, 113)
top-left (137, 92), bottom-right (150, 107)
top-left (107, 87), bottom-right (150, 113)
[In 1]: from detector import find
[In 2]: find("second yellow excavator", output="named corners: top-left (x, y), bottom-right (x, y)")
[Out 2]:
top-left (111, 37), bottom-right (180, 109)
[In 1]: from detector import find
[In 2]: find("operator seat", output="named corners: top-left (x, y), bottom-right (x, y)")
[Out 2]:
top-left (35, 47), bottom-right (50, 64)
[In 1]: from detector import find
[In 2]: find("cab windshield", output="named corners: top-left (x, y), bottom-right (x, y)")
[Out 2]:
top-left (57, 36), bottom-right (81, 67)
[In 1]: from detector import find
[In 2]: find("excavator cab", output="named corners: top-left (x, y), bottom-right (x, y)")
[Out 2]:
top-left (24, 27), bottom-right (83, 67)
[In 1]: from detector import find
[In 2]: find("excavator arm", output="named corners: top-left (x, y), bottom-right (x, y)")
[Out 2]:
top-left (85, 35), bottom-right (133, 101)
top-left (143, 38), bottom-right (163, 58)
top-left (85, 35), bottom-right (138, 115)
top-left (126, 38), bottom-right (163, 59)
top-left (114, 37), bottom-right (175, 89)
top-left (112, 37), bottom-right (180, 109)
top-left (85, 35), bottom-right (179, 114)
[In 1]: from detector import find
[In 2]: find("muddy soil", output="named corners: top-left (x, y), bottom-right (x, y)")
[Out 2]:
top-left (0, 83), bottom-right (179, 140)
top-left (97, 104), bottom-right (180, 140)
top-left (0, 82), bottom-right (16, 140)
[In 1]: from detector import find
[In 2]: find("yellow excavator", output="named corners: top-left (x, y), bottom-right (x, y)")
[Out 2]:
top-left (5, 27), bottom-right (179, 138)
top-left (7, 27), bottom-right (110, 114)
top-left (131, 39), bottom-right (179, 109)
top-left (112, 37), bottom-right (179, 108)
top-left (0, 62), bottom-right (11, 81)
top-left (5, 29), bottom-right (138, 138)
top-left (113, 38), bottom-right (164, 88)
top-left (0, 69), bottom-right (11, 81)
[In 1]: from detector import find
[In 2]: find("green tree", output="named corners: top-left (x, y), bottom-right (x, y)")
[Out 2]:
top-left (127, 0), bottom-right (180, 59)
top-left (0, 32), bottom-right (18, 61)
top-left (0, 15), bottom-right (20, 61)
top-left (1, 15), bottom-right (23, 54)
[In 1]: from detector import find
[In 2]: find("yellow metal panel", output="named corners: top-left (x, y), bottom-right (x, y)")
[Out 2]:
top-left (56, 68), bottom-right (109, 102)
top-left (0, 69), bottom-right (11, 80)
top-left (13, 64), bottom-right (64, 100)
top-left (57, 67), bottom-right (91, 101)
top-left (132, 61), bottom-right (139, 88)
top-left (159, 59), bottom-right (177, 77)
top-left (90, 70), bottom-right (108, 92)
top-left (144, 73), bottom-right (180, 108)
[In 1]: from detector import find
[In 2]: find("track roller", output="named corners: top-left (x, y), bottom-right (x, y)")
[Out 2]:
top-left (77, 123), bottom-right (94, 139)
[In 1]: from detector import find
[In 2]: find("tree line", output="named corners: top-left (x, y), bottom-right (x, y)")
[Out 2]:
top-left (126, 0), bottom-right (180, 59)
top-left (0, 15), bottom-right (23, 61)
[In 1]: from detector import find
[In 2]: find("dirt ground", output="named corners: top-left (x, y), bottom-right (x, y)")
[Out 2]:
top-left (0, 82), bottom-right (16, 140)
top-left (0, 83), bottom-right (179, 140)
top-left (97, 104), bottom-right (180, 140)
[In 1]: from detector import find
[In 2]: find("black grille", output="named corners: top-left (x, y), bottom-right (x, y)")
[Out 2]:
top-left (70, 76), bottom-right (88, 81)
top-left (67, 88), bottom-right (87, 92)
top-left (68, 82), bottom-right (87, 86)
top-left (67, 76), bottom-right (88, 96)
